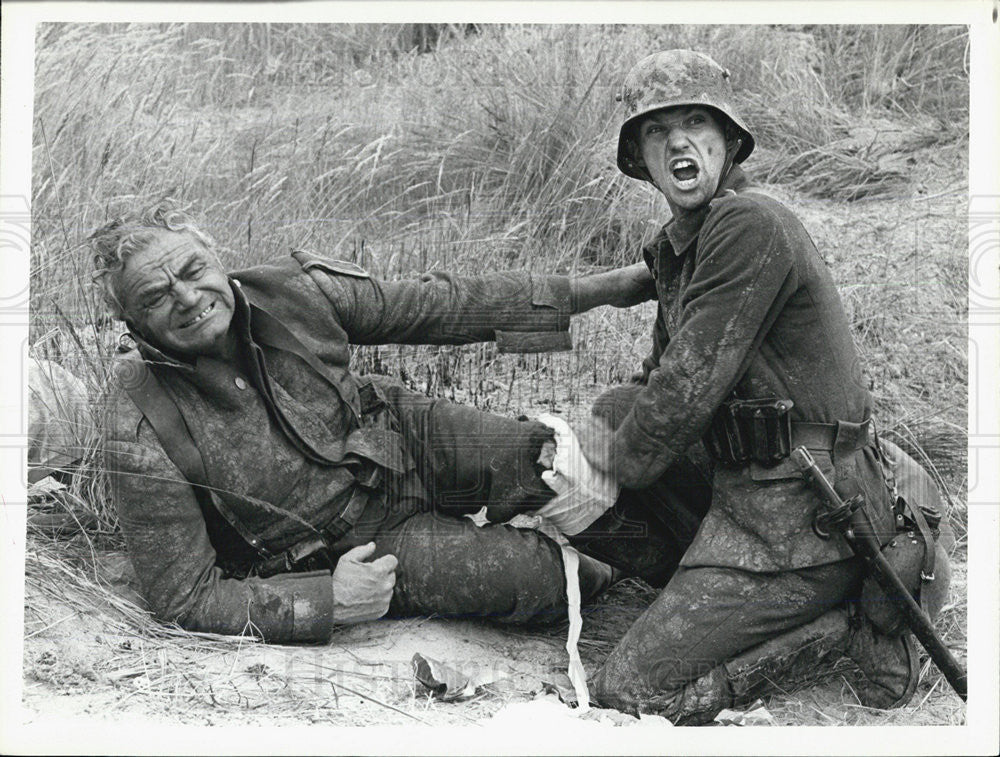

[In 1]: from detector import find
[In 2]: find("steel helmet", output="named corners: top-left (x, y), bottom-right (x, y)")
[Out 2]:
top-left (616, 49), bottom-right (755, 182)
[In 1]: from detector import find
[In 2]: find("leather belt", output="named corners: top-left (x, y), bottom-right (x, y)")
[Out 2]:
top-left (791, 419), bottom-right (872, 453)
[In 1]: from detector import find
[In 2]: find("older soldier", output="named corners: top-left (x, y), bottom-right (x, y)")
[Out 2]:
top-left (94, 204), bottom-right (661, 641)
top-left (565, 50), bottom-right (953, 722)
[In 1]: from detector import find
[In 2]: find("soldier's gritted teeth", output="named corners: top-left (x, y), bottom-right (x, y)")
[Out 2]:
top-left (637, 105), bottom-right (728, 213)
top-left (119, 229), bottom-right (236, 358)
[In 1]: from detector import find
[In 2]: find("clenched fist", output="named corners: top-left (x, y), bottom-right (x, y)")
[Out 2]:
top-left (331, 542), bottom-right (398, 625)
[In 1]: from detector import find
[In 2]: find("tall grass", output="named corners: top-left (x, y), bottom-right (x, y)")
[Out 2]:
top-left (30, 21), bottom-right (968, 522)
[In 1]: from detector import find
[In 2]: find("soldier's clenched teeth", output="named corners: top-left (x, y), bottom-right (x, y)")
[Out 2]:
top-left (179, 301), bottom-right (215, 328)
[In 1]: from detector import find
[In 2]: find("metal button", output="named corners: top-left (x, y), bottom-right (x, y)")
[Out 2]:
top-left (234, 376), bottom-right (247, 390)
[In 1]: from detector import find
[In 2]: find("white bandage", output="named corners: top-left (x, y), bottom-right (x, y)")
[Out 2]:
top-left (559, 545), bottom-right (590, 711)
top-left (535, 413), bottom-right (619, 536)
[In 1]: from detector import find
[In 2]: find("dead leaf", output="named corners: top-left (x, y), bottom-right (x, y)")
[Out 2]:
top-left (411, 653), bottom-right (476, 701)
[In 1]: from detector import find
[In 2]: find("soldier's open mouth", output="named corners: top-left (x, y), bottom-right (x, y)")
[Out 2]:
top-left (670, 158), bottom-right (700, 189)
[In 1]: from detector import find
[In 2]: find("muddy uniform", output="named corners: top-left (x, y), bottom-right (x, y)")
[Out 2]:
top-left (582, 166), bottom-right (897, 719)
top-left (105, 252), bottom-right (616, 642)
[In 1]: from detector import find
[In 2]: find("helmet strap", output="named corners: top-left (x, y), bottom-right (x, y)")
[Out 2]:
top-left (717, 135), bottom-right (743, 193)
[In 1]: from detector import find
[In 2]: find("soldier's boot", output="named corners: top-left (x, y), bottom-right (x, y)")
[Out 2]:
top-left (722, 608), bottom-right (852, 706)
top-left (716, 607), bottom-right (920, 714)
top-left (663, 610), bottom-right (853, 725)
top-left (842, 610), bottom-right (920, 709)
top-left (574, 551), bottom-right (618, 601)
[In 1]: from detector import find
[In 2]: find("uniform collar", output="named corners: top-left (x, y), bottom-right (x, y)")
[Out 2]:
top-left (661, 165), bottom-right (751, 256)
top-left (125, 277), bottom-right (251, 371)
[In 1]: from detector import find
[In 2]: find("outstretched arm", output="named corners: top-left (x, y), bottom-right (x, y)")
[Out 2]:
top-left (301, 254), bottom-right (655, 347)
top-left (569, 262), bottom-right (656, 312)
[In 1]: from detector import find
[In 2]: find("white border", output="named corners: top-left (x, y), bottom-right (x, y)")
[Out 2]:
top-left (2, 2), bottom-right (997, 754)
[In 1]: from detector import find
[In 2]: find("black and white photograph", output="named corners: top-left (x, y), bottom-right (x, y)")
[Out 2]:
top-left (2, 1), bottom-right (998, 754)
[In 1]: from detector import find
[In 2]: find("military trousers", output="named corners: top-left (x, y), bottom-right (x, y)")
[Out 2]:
top-left (589, 559), bottom-right (865, 720)
top-left (580, 384), bottom-right (867, 721)
top-left (326, 376), bottom-right (612, 624)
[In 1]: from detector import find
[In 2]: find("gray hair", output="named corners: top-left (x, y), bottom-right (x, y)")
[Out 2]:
top-left (89, 202), bottom-right (217, 320)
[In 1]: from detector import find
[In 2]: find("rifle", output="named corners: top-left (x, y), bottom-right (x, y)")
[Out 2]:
top-left (790, 447), bottom-right (967, 702)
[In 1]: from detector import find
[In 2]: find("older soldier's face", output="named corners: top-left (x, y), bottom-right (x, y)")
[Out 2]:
top-left (637, 106), bottom-right (729, 213)
top-left (118, 229), bottom-right (235, 358)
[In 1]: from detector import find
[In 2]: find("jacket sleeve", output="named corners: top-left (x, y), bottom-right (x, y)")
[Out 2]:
top-left (105, 411), bottom-right (335, 642)
top-left (637, 308), bottom-right (669, 385)
top-left (307, 267), bottom-right (573, 347)
top-left (595, 198), bottom-right (800, 488)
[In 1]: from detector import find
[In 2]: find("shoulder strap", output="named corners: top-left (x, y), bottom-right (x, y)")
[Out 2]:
top-left (250, 303), bottom-right (362, 424)
top-left (116, 353), bottom-right (209, 487)
top-left (115, 353), bottom-right (273, 558)
top-left (291, 248), bottom-right (370, 278)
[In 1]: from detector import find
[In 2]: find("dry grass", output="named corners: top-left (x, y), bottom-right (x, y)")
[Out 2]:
top-left (26, 23), bottom-right (968, 727)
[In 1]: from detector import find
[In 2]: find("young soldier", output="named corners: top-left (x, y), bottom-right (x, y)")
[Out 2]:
top-left (566, 50), bottom-right (953, 722)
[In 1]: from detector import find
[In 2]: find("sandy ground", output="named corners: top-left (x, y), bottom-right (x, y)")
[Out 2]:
top-left (21, 552), bottom-right (651, 729)
top-left (20, 530), bottom-right (967, 731)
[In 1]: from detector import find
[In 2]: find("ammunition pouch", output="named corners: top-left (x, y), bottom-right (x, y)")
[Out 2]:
top-left (254, 533), bottom-right (335, 579)
top-left (253, 482), bottom-right (376, 579)
top-left (703, 398), bottom-right (794, 467)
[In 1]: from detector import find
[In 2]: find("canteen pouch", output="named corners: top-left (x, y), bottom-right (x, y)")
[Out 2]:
top-left (859, 497), bottom-right (950, 635)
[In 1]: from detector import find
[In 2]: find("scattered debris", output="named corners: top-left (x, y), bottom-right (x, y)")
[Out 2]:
top-left (542, 672), bottom-right (578, 707)
top-left (411, 652), bottom-right (507, 701)
top-left (713, 698), bottom-right (776, 726)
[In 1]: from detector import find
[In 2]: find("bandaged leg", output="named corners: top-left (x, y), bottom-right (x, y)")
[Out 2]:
top-left (568, 384), bottom-right (712, 587)
top-left (374, 511), bottom-right (613, 625)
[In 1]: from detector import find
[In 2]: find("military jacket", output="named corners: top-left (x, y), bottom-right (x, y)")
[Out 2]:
top-left (605, 167), bottom-right (894, 572)
top-left (104, 252), bottom-right (574, 642)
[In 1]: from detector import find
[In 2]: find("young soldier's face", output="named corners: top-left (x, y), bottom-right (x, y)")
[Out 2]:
top-left (637, 106), bottom-right (729, 213)
top-left (118, 229), bottom-right (236, 358)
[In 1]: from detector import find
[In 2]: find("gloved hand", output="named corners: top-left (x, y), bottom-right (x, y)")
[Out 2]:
top-left (535, 413), bottom-right (620, 536)
top-left (331, 542), bottom-right (398, 624)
